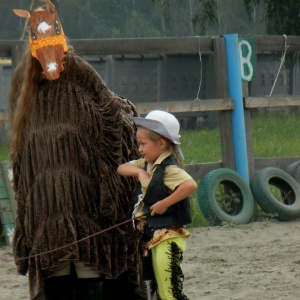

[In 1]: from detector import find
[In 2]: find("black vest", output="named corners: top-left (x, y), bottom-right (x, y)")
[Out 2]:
top-left (142, 155), bottom-right (192, 229)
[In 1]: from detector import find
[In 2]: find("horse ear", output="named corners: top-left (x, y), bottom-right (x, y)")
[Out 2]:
top-left (45, 0), bottom-right (57, 13)
top-left (13, 9), bottom-right (31, 19)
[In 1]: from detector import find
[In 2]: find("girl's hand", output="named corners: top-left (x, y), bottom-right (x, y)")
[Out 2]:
top-left (150, 200), bottom-right (168, 216)
top-left (149, 179), bottom-right (197, 216)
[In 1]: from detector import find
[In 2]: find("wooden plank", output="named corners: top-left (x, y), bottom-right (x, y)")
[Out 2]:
top-left (70, 36), bottom-right (214, 55)
top-left (185, 162), bottom-right (222, 181)
top-left (254, 157), bottom-right (300, 174)
top-left (244, 96), bottom-right (300, 108)
top-left (10, 44), bottom-right (27, 70)
top-left (0, 40), bottom-right (24, 58)
top-left (0, 41), bottom-right (13, 57)
top-left (135, 98), bottom-right (234, 115)
top-left (0, 112), bottom-right (8, 121)
top-left (243, 82), bottom-right (255, 180)
top-left (3, 35), bottom-right (300, 58)
top-left (0, 37), bottom-right (214, 57)
top-left (213, 37), bottom-right (235, 170)
top-left (252, 35), bottom-right (300, 52)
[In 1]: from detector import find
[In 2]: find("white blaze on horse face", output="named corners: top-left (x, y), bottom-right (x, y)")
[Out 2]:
top-left (37, 21), bottom-right (52, 33)
top-left (47, 62), bottom-right (58, 72)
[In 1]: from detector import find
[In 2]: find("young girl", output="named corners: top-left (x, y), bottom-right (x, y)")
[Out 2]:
top-left (117, 110), bottom-right (197, 300)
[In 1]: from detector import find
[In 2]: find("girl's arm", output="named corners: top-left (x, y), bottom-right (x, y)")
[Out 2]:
top-left (150, 179), bottom-right (197, 216)
top-left (117, 162), bottom-right (149, 181)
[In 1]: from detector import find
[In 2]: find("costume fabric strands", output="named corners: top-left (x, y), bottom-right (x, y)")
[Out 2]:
top-left (10, 52), bottom-right (144, 299)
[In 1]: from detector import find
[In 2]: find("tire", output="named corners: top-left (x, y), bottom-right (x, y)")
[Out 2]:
top-left (197, 168), bottom-right (255, 225)
top-left (286, 161), bottom-right (300, 183)
top-left (251, 167), bottom-right (300, 221)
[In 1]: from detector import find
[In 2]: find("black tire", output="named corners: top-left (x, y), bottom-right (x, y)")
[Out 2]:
top-left (251, 167), bottom-right (300, 221)
top-left (197, 168), bottom-right (255, 225)
top-left (286, 161), bottom-right (300, 183)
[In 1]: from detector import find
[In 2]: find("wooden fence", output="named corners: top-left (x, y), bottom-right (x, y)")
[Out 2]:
top-left (1, 35), bottom-right (300, 182)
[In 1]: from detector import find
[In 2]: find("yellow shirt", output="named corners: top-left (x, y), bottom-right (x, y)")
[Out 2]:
top-left (130, 151), bottom-right (191, 249)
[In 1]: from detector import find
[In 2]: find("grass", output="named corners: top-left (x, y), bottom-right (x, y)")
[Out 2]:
top-left (0, 145), bottom-right (9, 162)
top-left (181, 109), bottom-right (300, 165)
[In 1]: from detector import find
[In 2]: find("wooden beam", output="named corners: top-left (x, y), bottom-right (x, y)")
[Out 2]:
top-left (252, 35), bottom-right (300, 52)
top-left (185, 162), bottom-right (222, 181)
top-left (244, 96), bottom-right (300, 108)
top-left (254, 157), bottom-right (300, 174)
top-left (0, 36), bottom-right (214, 57)
top-left (3, 35), bottom-right (300, 58)
top-left (0, 112), bottom-right (8, 121)
top-left (135, 98), bottom-right (234, 115)
top-left (243, 82), bottom-right (255, 181)
top-left (70, 36), bottom-right (214, 55)
top-left (0, 41), bottom-right (18, 57)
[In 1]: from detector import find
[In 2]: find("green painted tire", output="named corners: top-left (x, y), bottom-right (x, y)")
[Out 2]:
top-left (198, 168), bottom-right (255, 225)
top-left (286, 161), bottom-right (300, 183)
top-left (251, 167), bottom-right (300, 221)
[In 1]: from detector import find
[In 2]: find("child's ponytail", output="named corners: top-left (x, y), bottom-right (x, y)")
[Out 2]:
top-left (172, 144), bottom-right (184, 169)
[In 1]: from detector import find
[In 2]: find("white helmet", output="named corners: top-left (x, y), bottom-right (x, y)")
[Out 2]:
top-left (133, 110), bottom-right (180, 144)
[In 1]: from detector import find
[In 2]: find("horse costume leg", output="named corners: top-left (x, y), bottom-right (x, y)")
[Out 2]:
top-left (44, 275), bottom-right (75, 300)
top-left (75, 278), bottom-right (103, 300)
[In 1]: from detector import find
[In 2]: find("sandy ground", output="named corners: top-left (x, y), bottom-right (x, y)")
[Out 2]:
top-left (2, 219), bottom-right (300, 300)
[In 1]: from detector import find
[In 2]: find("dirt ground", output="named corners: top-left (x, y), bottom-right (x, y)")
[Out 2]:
top-left (2, 219), bottom-right (300, 300)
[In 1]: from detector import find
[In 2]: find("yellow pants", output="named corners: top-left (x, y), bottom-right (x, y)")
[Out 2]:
top-left (151, 237), bottom-right (186, 300)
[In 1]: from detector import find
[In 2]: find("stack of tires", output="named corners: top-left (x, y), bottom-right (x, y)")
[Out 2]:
top-left (197, 163), bottom-right (300, 225)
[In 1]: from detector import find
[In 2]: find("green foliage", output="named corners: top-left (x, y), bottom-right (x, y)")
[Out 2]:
top-left (210, 0), bottom-right (265, 35)
top-left (150, 0), bottom-right (217, 36)
top-left (244, 0), bottom-right (300, 35)
top-left (121, 12), bottom-right (161, 38)
top-left (3, 0), bottom-right (263, 40)
top-left (217, 189), bottom-right (241, 215)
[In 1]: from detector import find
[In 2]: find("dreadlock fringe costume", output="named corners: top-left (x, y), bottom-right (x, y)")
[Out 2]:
top-left (10, 52), bottom-right (145, 299)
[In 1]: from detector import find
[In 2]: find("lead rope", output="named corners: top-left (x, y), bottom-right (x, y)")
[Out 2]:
top-left (3, 213), bottom-right (149, 263)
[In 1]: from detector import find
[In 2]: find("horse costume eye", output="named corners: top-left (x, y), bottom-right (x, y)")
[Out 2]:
top-left (30, 28), bottom-right (37, 40)
top-left (55, 20), bottom-right (61, 34)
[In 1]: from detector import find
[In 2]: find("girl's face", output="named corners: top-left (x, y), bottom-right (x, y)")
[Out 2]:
top-left (136, 127), bottom-right (167, 163)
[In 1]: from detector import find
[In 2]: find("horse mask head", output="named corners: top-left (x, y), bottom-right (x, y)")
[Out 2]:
top-left (13, 0), bottom-right (68, 81)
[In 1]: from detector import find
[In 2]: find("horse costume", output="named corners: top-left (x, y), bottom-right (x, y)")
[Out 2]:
top-left (10, 1), bottom-right (144, 299)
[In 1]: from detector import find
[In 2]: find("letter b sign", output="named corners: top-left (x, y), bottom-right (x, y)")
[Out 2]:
top-left (239, 38), bottom-right (255, 82)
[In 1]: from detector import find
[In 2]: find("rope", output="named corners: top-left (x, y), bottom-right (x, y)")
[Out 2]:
top-left (194, 36), bottom-right (203, 101)
top-left (269, 34), bottom-right (288, 97)
top-left (3, 213), bottom-right (148, 263)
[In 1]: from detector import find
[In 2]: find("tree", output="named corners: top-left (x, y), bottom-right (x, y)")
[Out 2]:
top-left (151, 0), bottom-right (217, 36)
top-left (206, 0), bottom-right (265, 36)
top-left (244, 0), bottom-right (300, 35)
